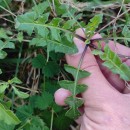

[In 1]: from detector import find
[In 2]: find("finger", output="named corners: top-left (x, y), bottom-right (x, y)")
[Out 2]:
top-left (54, 88), bottom-right (71, 106)
top-left (66, 28), bottom-right (119, 106)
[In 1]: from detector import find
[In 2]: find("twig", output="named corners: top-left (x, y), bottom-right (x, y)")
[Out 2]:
top-left (97, 7), bottom-right (130, 33)
top-left (0, 5), bottom-right (16, 17)
top-left (15, 84), bottom-right (39, 93)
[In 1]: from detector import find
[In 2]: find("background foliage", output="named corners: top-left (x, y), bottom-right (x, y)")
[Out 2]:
top-left (0, 0), bottom-right (130, 130)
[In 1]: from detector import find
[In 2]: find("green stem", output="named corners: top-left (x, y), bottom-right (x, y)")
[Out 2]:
top-left (2, 0), bottom-right (14, 19)
top-left (71, 44), bottom-right (88, 115)
top-left (17, 119), bottom-right (32, 130)
top-left (73, 45), bottom-right (88, 98)
top-left (50, 109), bottom-right (54, 130)
top-left (11, 42), bottom-right (23, 110)
top-left (15, 43), bottom-right (23, 77)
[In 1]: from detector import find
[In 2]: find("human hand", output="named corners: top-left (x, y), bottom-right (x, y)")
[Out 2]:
top-left (54, 29), bottom-right (130, 130)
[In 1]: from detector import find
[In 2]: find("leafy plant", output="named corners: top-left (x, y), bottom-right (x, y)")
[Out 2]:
top-left (0, 0), bottom-right (130, 129)
top-left (59, 65), bottom-right (90, 119)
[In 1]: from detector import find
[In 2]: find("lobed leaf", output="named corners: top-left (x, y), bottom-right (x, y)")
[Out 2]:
top-left (34, 92), bottom-right (53, 110)
top-left (42, 61), bottom-right (60, 78)
top-left (65, 96), bottom-right (84, 119)
top-left (32, 54), bottom-right (46, 69)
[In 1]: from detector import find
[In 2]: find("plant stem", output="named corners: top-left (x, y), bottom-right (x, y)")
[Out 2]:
top-left (2, 0), bottom-right (14, 19)
top-left (50, 109), bottom-right (54, 130)
top-left (0, 5), bottom-right (16, 17)
top-left (73, 44), bottom-right (89, 108)
top-left (12, 42), bottom-right (23, 110)
top-left (97, 8), bottom-right (130, 33)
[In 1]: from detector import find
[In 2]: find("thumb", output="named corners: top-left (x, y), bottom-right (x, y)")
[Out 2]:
top-left (66, 29), bottom-right (119, 102)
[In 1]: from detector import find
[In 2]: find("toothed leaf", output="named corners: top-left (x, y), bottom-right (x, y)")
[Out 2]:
top-left (99, 45), bottom-right (130, 81)
top-left (65, 96), bottom-right (84, 119)
top-left (59, 80), bottom-right (87, 95)
top-left (64, 64), bottom-right (90, 80)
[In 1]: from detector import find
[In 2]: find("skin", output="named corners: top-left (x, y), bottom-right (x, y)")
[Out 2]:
top-left (54, 29), bottom-right (130, 130)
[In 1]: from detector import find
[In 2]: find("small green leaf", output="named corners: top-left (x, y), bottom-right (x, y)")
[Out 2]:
top-left (122, 26), bottom-right (130, 41)
top-left (13, 86), bottom-right (29, 99)
top-left (34, 92), bottom-right (53, 110)
top-left (4, 41), bottom-right (15, 49)
top-left (37, 27), bottom-right (49, 38)
top-left (50, 28), bottom-right (61, 41)
top-left (59, 80), bottom-right (87, 95)
top-left (32, 1), bottom-right (49, 15)
top-left (50, 18), bottom-right (62, 26)
top-left (65, 96), bottom-right (84, 119)
top-left (17, 32), bottom-right (23, 42)
top-left (0, 103), bottom-right (20, 125)
top-left (16, 105), bottom-right (33, 121)
top-left (54, 112), bottom-right (73, 130)
top-left (15, 11), bottom-right (36, 35)
top-left (63, 19), bottom-right (75, 29)
top-left (92, 49), bottom-right (103, 55)
top-left (0, 50), bottom-right (7, 59)
top-left (42, 61), bottom-right (60, 77)
top-left (9, 77), bottom-right (22, 84)
top-left (0, 28), bottom-right (8, 39)
top-left (0, 83), bottom-right (9, 93)
top-left (0, 40), bottom-right (15, 49)
top-left (32, 54), bottom-right (46, 69)
top-left (24, 116), bottom-right (49, 130)
top-left (122, 26), bottom-right (130, 45)
top-left (30, 38), bottom-right (47, 47)
top-left (85, 14), bottom-right (103, 39)
top-left (64, 64), bottom-right (90, 80)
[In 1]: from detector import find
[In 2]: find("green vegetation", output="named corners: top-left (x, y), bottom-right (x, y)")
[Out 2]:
top-left (0, 0), bottom-right (130, 129)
